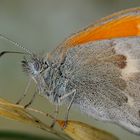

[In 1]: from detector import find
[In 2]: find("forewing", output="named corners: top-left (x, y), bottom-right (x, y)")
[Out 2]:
top-left (49, 7), bottom-right (140, 65)
top-left (66, 7), bottom-right (140, 46)
top-left (62, 37), bottom-right (140, 134)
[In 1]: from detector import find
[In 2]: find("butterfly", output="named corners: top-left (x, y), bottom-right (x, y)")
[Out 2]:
top-left (1, 7), bottom-right (140, 134)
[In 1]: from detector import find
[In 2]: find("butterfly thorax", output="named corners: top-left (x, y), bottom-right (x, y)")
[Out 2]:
top-left (21, 54), bottom-right (68, 105)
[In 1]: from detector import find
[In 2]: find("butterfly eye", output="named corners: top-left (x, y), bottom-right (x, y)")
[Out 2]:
top-left (34, 62), bottom-right (40, 71)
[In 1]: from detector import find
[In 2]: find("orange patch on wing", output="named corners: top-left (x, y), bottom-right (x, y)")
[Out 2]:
top-left (66, 16), bottom-right (140, 46)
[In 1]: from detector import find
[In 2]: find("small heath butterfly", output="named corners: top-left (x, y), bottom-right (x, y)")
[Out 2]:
top-left (1, 7), bottom-right (140, 134)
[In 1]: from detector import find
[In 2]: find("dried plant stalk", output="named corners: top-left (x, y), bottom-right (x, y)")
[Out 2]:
top-left (58, 120), bottom-right (118, 140)
top-left (0, 98), bottom-right (69, 140)
top-left (0, 97), bottom-right (118, 140)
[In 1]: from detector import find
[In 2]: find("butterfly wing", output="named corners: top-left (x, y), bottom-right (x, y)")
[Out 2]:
top-left (48, 8), bottom-right (140, 134)
top-left (65, 8), bottom-right (140, 46)
top-left (61, 37), bottom-right (140, 134)
top-left (49, 7), bottom-right (140, 64)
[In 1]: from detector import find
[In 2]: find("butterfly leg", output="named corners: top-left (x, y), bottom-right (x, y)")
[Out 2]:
top-left (24, 91), bottom-right (37, 108)
top-left (50, 105), bottom-right (59, 128)
top-left (16, 79), bottom-right (31, 104)
top-left (60, 89), bottom-right (76, 128)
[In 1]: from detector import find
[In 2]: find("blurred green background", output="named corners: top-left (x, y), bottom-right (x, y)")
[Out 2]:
top-left (0, 0), bottom-right (140, 140)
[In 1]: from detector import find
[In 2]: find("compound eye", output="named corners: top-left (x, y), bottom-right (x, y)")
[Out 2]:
top-left (34, 61), bottom-right (40, 71)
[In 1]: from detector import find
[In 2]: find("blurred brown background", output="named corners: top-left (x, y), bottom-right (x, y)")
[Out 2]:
top-left (0, 0), bottom-right (140, 140)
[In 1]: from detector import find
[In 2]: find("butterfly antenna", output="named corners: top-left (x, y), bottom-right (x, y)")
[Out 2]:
top-left (0, 51), bottom-right (28, 58)
top-left (0, 34), bottom-right (32, 55)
